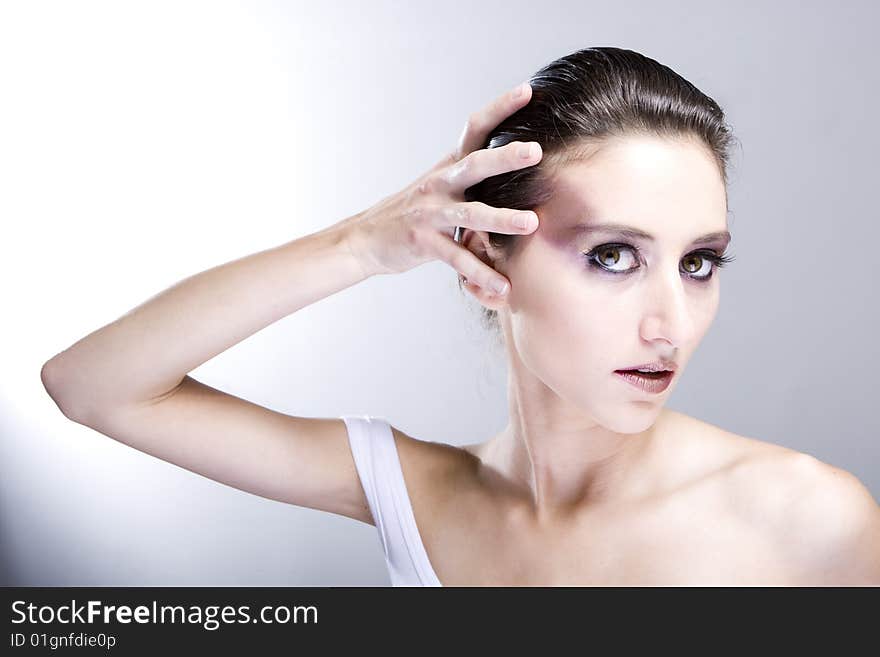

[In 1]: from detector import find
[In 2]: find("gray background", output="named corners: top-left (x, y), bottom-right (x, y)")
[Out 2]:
top-left (1, 0), bottom-right (877, 586)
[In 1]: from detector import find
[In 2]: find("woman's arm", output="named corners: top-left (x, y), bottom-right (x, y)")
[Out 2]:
top-left (39, 213), bottom-right (400, 524)
top-left (41, 80), bottom-right (541, 423)
top-left (41, 213), bottom-right (373, 423)
top-left (37, 81), bottom-right (540, 523)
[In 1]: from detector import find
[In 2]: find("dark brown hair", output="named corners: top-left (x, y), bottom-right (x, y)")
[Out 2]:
top-left (458, 46), bottom-right (738, 334)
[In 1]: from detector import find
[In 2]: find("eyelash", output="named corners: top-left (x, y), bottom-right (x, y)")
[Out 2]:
top-left (582, 243), bottom-right (736, 282)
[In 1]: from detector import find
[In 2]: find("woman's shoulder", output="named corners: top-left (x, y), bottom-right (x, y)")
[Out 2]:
top-left (672, 409), bottom-right (794, 462)
top-left (666, 409), bottom-right (852, 503)
top-left (684, 411), bottom-right (854, 502)
top-left (388, 412), bottom-right (880, 583)
top-left (392, 408), bottom-right (825, 488)
top-left (385, 423), bottom-right (476, 502)
top-left (677, 410), bottom-right (880, 581)
top-left (388, 409), bottom-right (870, 517)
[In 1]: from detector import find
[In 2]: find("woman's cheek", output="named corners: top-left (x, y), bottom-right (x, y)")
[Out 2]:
top-left (692, 289), bottom-right (720, 336)
top-left (521, 276), bottom-right (615, 357)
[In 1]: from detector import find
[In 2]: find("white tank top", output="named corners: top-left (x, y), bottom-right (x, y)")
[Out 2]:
top-left (342, 415), bottom-right (443, 587)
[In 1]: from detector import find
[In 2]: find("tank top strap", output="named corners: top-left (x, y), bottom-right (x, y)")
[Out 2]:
top-left (341, 415), bottom-right (442, 586)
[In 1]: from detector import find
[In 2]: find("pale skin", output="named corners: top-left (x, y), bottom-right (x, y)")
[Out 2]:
top-left (398, 134), bottom-right (880, 585)
top-left (458, 133), bottom-right (732, 518)
top-left (42, 81), bottom-right (880, 586)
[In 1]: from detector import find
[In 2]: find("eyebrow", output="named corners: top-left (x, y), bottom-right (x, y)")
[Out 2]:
top-left (570, 222), bottom-right (731, 247)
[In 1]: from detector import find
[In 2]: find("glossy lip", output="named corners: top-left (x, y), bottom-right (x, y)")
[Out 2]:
top-left (616, 359), bottom-right (677, 373)
top-left (614, 369), bottom-right (674, 394)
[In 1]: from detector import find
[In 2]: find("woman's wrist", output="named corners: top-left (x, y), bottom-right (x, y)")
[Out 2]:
top-left (332, 212), bottom-right (387, 279)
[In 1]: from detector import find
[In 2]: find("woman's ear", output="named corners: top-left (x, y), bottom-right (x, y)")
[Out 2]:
top-left (456, 228), bottom-right (509, 310)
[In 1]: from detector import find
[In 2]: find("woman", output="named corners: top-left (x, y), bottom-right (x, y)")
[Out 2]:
top-left (41, 47), bottom-right (880, 586)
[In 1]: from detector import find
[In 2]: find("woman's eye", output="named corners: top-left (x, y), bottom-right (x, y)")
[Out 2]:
top-left (589, 244), bottom-right (639, 273)
top-left (584, 244), bottom-right (731, 282)
top-left (681, 253), bottom-right (713, 279)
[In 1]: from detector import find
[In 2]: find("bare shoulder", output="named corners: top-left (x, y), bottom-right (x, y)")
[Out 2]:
top-left (769, 454), bottom-right (880, 584)
top-left (688, 412), bottom-right (873, 523)
top-left (387, 424), bottom-right (464, 472)
top-left (709, 421), bottom-right (880, 585)
top-left (386, 423), bottom-right (473, 503)
top-left (655, 409), bottom-right (796, 486)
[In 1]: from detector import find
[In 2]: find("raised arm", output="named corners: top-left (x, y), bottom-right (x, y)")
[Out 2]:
top-left (39, 80), bottom-right (542, 523)
top-left (40, 217), bottom-right (373, 421)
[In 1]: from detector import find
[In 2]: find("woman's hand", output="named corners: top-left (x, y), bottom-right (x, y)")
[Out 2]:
top-left (344, 81), bottom-right (542, 298)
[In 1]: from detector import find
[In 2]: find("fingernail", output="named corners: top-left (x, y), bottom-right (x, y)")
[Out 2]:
top-left (492, 279), bottom-right (509, 295)
top-left (518, 142), bottom-right (536, 158)
top-left (513, 81), bottom-right (528, 98)
top-left (514, 212), bottom-right (536, 229)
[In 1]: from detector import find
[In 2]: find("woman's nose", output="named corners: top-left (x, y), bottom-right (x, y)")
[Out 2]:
top-left (639, 271), bottom-right (691, 347)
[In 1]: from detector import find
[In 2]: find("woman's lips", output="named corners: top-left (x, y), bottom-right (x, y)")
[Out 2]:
top-left (614, 369), bottom-right (674, 393)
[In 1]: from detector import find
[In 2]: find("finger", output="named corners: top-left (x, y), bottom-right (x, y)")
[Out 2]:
top-left (453, 81), bottom-right (534, 162)
top-left (427, 232), bottom-right (510, 296)
top-left (435, 202), bottom-right (539, 237)
top-left (424, 81), bottom-right (533, 177)
top-left (425, 149), bottom-right (459, 177)
top-left (440, 139), bottom-right (542, 195)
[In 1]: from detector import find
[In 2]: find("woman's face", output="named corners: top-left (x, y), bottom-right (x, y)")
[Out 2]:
top-left (495, 135), bottom-right (731, 433)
